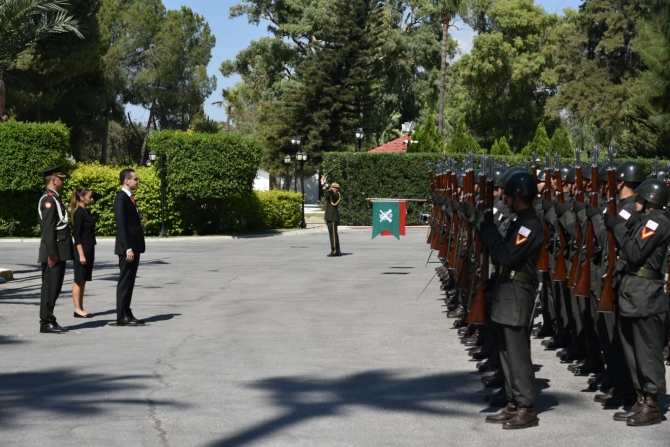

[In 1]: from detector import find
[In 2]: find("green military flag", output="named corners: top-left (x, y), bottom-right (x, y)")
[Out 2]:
top-left (372, 201), bottom-right (400, 239)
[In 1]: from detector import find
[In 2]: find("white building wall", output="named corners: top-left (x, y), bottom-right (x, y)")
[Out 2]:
top-left (255, 169), bottom-right (319, 204)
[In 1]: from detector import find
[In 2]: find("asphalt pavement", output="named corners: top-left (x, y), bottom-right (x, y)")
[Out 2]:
top-left (0, 228), bottom-right (668, 446)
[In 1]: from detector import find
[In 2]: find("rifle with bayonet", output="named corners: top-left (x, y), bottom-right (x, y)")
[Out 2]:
top-left (456, 154), bottom-right (475, 291)
top-left (537, 154), bottom-right (551, 272)
top-left (553, 153), bottom-right (568, 281)
top-left (448, 161), bottom-right (461, 270)
top-left (568, 150), bottom-right (584, 288)
top-left (430, 162), bottom-right (444, 251)
top-left (437, 160), bottom-right (453, 260)
top-left (467, 156), bottom-right (493, 325)
top-left (598, 148), bottom-right (617, 312)
top-left (652, 158), bottom-right (658, 179)
top-left (575, 148), bottom-right (600, 297)
top-left (427, 162), bottom-right (436, 244)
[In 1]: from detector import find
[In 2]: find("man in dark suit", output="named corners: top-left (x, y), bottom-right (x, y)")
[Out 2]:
top-left (321, 175), bottom-right (341, 257)
top-left (38, 165), bottom-right (74, 333)
top-left (114, 169), bottom-right (146, 326)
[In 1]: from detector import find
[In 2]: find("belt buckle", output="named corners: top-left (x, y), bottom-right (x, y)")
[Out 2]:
top-left (509, 270), bottom-right (516, 279)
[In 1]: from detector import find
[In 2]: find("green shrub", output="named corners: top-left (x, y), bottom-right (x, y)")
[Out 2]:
top-left (0, 121), bottom-right (69, 192)
top-left (148, 130), bottom-right (262, 199)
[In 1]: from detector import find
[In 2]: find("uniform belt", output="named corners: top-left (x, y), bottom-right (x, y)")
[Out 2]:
top-left (498, 266), bottom-right (537, 285)
top-left (625, 265), bottom-right (663, 280)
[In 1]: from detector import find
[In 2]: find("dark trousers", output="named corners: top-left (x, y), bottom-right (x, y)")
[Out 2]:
top-left (117, 254), bottom-right (140, 319)
top-left (596, 300), bottom-right (634, 391)
top-left (40, 261), bottom-right (66, 325)
top-left (619, 313), bottom-right (667, 395)
top-left (327, 221), bottom-right (341, 255)
top-left (538, 271), bottom-right (555, 324)
top-left (496, 322), bottom-right (536, 408)
top-left (553, 280), bottom-right (571, 341)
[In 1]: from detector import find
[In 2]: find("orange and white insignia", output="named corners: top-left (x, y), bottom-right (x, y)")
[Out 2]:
top-left (641, 227), bottom-right (655, 240)
top-left (516, 234), bottom-right (529, 245)
top-left (45, 202), bottom-right (52, 210)
top-left (516, 226), bottom-right (531, 245)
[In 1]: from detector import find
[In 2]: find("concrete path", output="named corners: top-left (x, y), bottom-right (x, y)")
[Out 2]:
top-left (0, 229), bottom-right (667, 446)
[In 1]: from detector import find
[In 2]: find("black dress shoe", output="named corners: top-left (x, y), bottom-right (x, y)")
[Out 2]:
top-left (40, 323), bottom-right (68, 334)
top-left (74, 312), bottom-right (94, 318)
top-left (116, 317), bottom-right (139, 326)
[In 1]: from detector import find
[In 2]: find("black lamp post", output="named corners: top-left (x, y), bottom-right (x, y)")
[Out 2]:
top-left (283, 154), bottom-right (293, 190)
top-left (148, 150), bottom-right (167, 237)
top-left (290, 135), bottom-right (301, 192)
top-left (355, 128), bottom-right (364, 152)
top-left (296, 150), bottom-right (308, 228)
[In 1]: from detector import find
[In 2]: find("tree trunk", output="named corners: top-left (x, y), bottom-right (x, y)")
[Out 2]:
top-left (101, 105), bottom-right (111, 165)
top-left (226, 105), bottom-right (231, 132)
top-left (438, 12), bottom-right (451, 135)
top-left (139, 102), bottom-right (155, 166)
top-left (0, 72), bottom-right (6, 122)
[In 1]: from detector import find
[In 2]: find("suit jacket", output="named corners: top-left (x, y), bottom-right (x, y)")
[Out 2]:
top-left (73, 207), bottom-right (97, 246)
top-left (324, 190), bottom-right (341, 222)
top-left (114, 190), bottom-right (145, 255)
top-left (37, 189), bottom-right (74, 263)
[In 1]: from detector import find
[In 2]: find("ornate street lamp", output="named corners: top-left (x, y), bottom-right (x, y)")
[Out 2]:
top-left (355, 128), bottom-right (364, 152)
top-left (296, 150), bottom-right (308, 228)
top-left (283, 154), bottom-right (293, 190)
top-left (290, 135), bottom-right (301, 192)
top-left (148, 150), bottom-right (167, 237)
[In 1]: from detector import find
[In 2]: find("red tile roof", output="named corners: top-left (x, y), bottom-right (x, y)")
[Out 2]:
top-left (369, 136), bottom-right (408, 153)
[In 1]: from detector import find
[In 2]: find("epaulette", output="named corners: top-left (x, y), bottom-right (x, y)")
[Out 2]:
top-left (47, 192), bottom-right (54, 197)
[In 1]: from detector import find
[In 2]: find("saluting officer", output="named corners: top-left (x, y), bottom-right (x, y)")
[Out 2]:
top-left (38, 165), bottom-right (74, 334)
top-left (605, 179), bottom-right (670, 426)
top-left (480, 171), bottom-right (543, 429)
top-left (321, 175), bottom-right (342, 257)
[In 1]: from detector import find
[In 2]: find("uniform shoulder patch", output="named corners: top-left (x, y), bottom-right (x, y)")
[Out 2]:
top-left (516, 226), bottom-right (531, 245)
top-left (518, 226), bottom-right (531, 237)
top-left (619, 209), bottom-right (631, 221)
top-left (45, 201), bottom-right (52, 210)
top-left (646, 220), bottom-right (659, 231)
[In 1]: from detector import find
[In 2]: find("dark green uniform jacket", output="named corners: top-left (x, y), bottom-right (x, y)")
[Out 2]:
top-left (613, 208), bottom-right (670, 317)
top-left (324, 190), bottom-right (341, 222)
top-left (37, 189), bottom-right (74, 263)
top-left (481, 207), bottom-right (544, 327)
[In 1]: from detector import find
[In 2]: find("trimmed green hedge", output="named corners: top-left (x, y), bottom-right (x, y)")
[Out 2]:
top-left (322, 152), bottom-right (670, 226)
top-left (0, 121), bottom-right (69, 191)
top-left (148, 130), bottom-right (262, 199)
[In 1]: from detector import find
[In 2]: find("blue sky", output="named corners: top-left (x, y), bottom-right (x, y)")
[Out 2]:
top-left (127, 0), bottom-right (583, 124)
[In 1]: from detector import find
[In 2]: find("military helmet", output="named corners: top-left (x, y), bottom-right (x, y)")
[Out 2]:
top-left (564, 167), bottom-right (577, 183)
top-left (615, 161), bottom-right (645, 184)
top-left (647, 169), bottom-right (668, 182)
top-left (537, 170), bottom-right (546, 183)
top-left (503, 171), bottom-right (539, 197)
top-left (492, 166), bottom-right (506, 188)
top-left (634, 179), bottom-right (669, 207)
top-left (457, 170), bottom-right (464, 188)
top-left (499, 166), bottom-right (526, 190)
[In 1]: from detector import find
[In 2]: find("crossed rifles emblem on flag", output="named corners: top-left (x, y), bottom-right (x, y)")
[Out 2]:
top-left (379, 209), bottom-right (393, 223)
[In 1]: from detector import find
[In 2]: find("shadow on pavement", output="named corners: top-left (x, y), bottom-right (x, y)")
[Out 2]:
top-left (0, 368), bottom-right (184, 427)
top-left (0, 336), bottom-right (26, 345)
top-left (206, 368), bottom-right (570, 447)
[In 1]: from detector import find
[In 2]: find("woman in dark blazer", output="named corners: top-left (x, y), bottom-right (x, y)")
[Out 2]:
top-left (70, 188), bottom-right (96, 318)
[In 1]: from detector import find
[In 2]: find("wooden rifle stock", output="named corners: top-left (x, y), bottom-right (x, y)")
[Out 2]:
top-left (575, 162), bottom-right (599, 297)
top-left (553, 161), bottom-right (568, 281)
top-left (598, 161), bottom-right (617, 312)
top-left (467, 164), bottom-right (493, 324)
top-left (568, 159), bottom-right (584, 287)
top-left (456, 162), bottom-right (475, 290)
top-left (448, 171), bottom-right (461, 269)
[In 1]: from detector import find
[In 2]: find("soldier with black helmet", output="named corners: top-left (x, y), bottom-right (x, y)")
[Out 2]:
top-left (605, 178), bottom-right (670, 426)
top-left (481, 171), bottom-right (543, 429)
top-left (38, 165), bottom-right (74, 334)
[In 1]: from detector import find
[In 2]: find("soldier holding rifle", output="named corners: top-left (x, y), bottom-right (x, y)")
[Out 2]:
top-left (480, 171), bottom-right (543, 429)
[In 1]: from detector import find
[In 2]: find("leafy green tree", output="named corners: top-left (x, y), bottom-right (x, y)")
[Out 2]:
top-left (550, 127), bottom-right (574, 158)
top-left (490, 136), bottom-right (512, 156)
top-left (0, 0), bottom-right (84, 121)
top-left (409, 115), bottom-right (443, 153)
top-left (521, 122), bottom-right (551, 157)
top-left (446, 116), bottom-right (481, 153)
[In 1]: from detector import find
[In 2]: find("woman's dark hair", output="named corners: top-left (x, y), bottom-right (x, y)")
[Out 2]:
top-left (70, 187), bottom-right (91, 217)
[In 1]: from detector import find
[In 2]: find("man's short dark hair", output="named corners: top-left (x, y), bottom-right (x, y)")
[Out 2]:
top-left (120, 169), bottom-right (135, 185)
top-left (44, 175), bottom-right (55, 186)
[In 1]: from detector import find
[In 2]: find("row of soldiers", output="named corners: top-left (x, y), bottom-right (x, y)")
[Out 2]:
top-left (427, 150), bottom-right (670, 429)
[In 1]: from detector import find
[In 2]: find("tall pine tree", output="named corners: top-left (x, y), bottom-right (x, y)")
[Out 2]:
top-left (280, 0), bottom-right (384, 164)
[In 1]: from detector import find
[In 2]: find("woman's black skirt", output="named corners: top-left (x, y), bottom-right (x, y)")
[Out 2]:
top-left (73, 244), bottom-right (95, 283)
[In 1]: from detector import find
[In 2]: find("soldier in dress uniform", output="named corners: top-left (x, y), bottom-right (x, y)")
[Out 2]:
top-left (480, 171), bottom-right (543, 429)
top-left (605, 179), bottom-right (670, 426)
top-left (38, 165), bottom-right (74, 334)
top-left (321, 175), bottom-right (342, 257)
